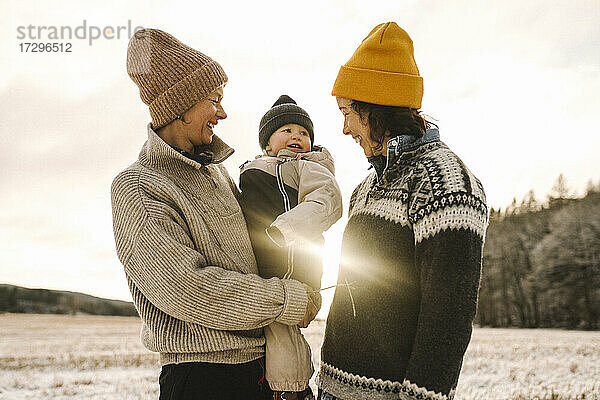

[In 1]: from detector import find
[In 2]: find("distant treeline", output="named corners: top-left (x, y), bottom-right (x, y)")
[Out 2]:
top-left (477, 175), bottom-right (600, 330)
top-left (0, 284), bottom-right (138, 316)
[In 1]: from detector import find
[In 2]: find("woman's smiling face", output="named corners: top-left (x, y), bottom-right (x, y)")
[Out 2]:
top-left (183, 86), bottom-right (227, 146)
top-left (336, 97), bottom-right (378, 157)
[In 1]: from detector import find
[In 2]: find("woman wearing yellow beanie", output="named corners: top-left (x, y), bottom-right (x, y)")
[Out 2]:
top-left (317, 23), bottom-right (488, 400)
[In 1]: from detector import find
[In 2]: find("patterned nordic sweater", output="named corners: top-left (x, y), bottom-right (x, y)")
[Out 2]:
top-left (317, 129), bottom-right (488, 400)
top-left (111, 125), bottom-right (308, 366)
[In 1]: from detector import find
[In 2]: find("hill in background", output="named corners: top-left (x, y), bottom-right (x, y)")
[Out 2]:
top-left (478, 185), bottom-right (600, 330)
top-left (0, 284), bottom-right (137, 316)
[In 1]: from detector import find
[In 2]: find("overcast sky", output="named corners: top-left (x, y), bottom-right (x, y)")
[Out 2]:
top-left (1, 0), bottom-right (599, 312)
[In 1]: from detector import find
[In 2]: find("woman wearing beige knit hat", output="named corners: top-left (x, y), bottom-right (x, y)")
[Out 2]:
top-left (317, 23), bottom-right (488, 400)
top-left (111, 29), bottom-right (316, 399)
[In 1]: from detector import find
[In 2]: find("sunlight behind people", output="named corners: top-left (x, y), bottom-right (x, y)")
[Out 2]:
top-left (1, 0), bottom-right (599, 309)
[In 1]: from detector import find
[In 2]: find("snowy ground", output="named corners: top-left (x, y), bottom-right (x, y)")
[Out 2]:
top-left (0, 314), bottom-right (598, 399)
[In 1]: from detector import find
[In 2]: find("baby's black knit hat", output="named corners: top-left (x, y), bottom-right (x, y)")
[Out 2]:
top-left (258, 95), bottom-right (314, 150)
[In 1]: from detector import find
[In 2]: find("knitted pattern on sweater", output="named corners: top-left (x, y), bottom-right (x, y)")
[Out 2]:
top-left (317, 132), bottom-right (487, 400)
top-left (111, 125), bottom-right (308, 365)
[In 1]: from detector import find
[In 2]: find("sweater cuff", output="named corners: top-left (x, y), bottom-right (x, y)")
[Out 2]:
top-left (275, 279), bottom-right (308, 325)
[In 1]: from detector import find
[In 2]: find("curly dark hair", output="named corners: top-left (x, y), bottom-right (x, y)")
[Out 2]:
top-left (350, 100), bottom-right (436, 153)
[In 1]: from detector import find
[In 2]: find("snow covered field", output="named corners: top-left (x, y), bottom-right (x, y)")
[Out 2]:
top-left (1, 314), bottom-right (598, 399)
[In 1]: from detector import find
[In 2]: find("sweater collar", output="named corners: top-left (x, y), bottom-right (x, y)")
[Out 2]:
top-left (386, 128), bottom-right (440, 163)
top-left (140, 124), bottom-right (234, 170)
top-left (368, 128), bottom-right (440, 179)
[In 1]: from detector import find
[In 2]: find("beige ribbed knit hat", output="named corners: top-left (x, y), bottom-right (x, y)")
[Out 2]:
top-left (127, 29), bottom-right (228, 129)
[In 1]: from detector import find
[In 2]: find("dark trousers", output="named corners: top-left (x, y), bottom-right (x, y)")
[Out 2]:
top-left (159, 358), bottom-right (273, 400)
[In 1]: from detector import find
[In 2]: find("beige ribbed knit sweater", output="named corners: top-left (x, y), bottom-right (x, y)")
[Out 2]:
top-left (111, 125), bottom-right (308, 365)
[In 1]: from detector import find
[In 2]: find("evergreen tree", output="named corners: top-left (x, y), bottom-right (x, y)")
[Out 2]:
top-left (548, 173), bottom-right (571, 207)
top-left (477, 187), bottom-right (600, 330)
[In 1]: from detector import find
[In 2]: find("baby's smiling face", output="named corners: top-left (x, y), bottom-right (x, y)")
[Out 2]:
top-left (265, 123), bottom-right (312, 156)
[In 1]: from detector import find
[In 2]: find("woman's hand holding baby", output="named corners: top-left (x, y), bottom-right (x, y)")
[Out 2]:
top-left (298, 284), bottom-right (321, 328)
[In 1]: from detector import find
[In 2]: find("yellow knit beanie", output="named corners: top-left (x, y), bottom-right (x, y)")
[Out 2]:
top-left (332, 22), bottom-right (423, 109)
